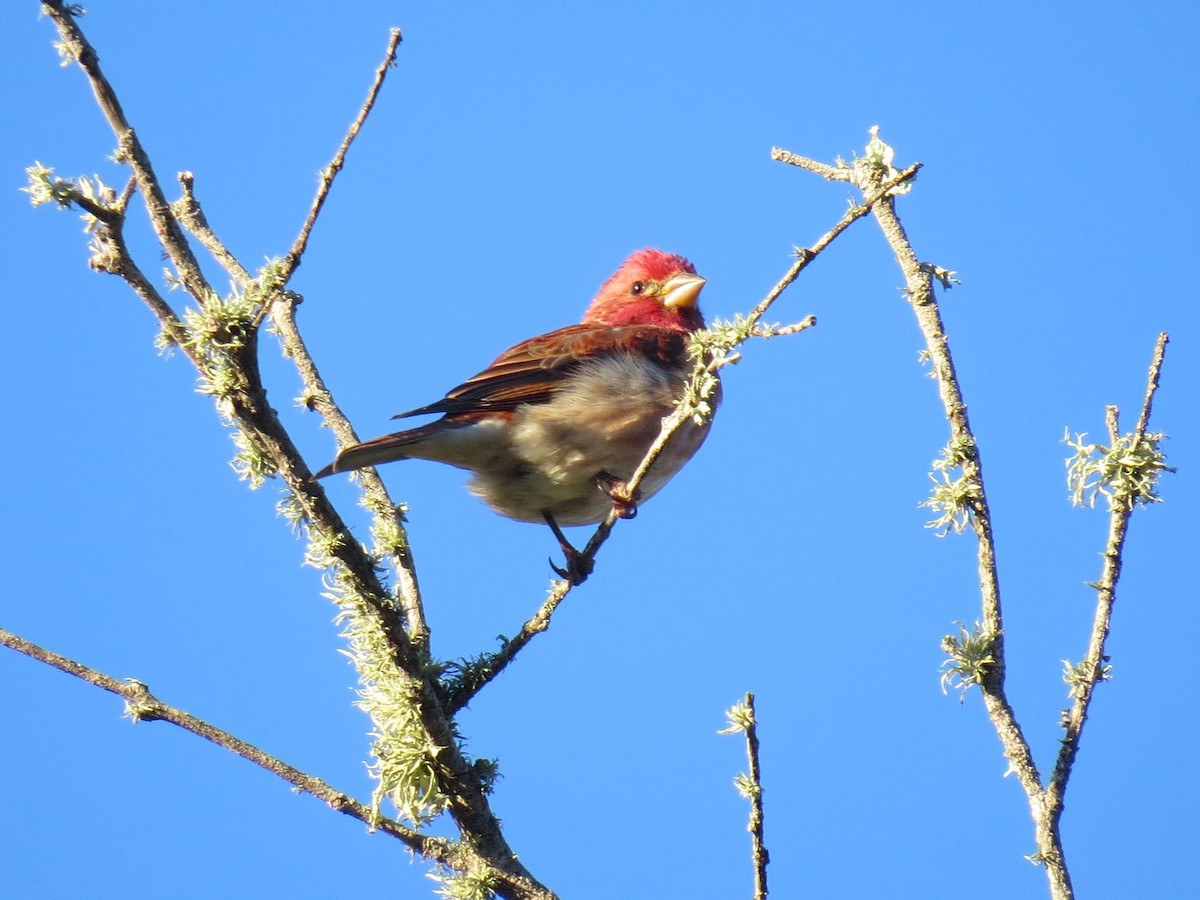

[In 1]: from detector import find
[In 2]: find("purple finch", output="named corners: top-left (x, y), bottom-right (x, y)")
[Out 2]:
top-left (317, 248), bottom-right (717, 581)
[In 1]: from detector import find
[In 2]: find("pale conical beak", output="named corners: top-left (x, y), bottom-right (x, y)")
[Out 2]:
top-left (661, 272), bottom-right (706, 309)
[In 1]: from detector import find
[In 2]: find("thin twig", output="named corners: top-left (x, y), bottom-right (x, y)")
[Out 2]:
top-left (175, 171), bottom-right (254, 286)
top-left (445, 586), bottom-right (569, 713)
top-left (167, 58), bottom-right (427, 642)
top-left (1045, 333), bottom-right (1169, 847)
top-left (173, 168), bottom-right (427, 639)
top-left (272, 301), bottom-right (428, 642)
top-left (770, 147), bottom-right (848, 182)
top-left (869, 193), bottom-right (1008, 637)
top-left (1104, 405), bottom-right (1121, 444)
top-left (0, 627), bottom-right (457, 863)
top-left (859, 158), bottom-right (1061, 882)
top-left (85, 196), bottom-right (193, 350)
top-left (282, 28), bottom-right (403, 280)
top-left (1133, 333), bottom-right (1169, 440)
top-left (264, 27), bottom-right (424, 637)
top-left (719, 693), bottom-right (769, 899)
top-left (42, 0), bottom-right (215, 305)
top-left (743, 693), bottom-right (769, 900)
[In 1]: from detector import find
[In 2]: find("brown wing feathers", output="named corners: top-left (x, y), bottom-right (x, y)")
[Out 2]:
top-left (392, 325), bottom-right (689, 420)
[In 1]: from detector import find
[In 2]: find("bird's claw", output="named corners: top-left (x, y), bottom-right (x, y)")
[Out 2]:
top-left (549, 549), bottom-right (593, 585)
top-left (595, 472), bottom-right (640, 519)
top-left (543, 511), bottom-right (594, 585)
top-left (614, 501), bottom-right (637, 520)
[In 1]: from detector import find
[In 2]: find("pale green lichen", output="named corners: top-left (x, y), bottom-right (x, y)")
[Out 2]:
top-left (428, 864), bottom-right (500, 900)
top-left (920, 438), bottom-right (981, 536)
top-left (718, 697), bottom-right (755, 735)
top-left (837, 126), bottom-right (915, 196)
top-left (1064, 429), bottom-right (1173, 510)
top-left (1062, 657), bottom-right (1112, 700)
top-left (940, 621), bottom-right (998, 700)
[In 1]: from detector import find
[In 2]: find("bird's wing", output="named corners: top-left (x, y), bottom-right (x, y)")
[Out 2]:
top-left (393, 324), bottom-right (691, 419)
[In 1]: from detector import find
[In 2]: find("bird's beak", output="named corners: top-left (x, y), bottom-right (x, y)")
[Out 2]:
top-left (661, 272), bottom-right (706, 309)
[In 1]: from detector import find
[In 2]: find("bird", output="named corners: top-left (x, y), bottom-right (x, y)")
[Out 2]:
top-left (316, 248), bottom-right (718, 582)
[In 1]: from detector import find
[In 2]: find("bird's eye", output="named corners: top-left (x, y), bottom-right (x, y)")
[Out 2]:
top-left (630, 281), bottom-right (647, 296)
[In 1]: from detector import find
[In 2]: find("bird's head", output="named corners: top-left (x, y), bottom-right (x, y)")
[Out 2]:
top-left (583, 249), bottom-right (706, 333)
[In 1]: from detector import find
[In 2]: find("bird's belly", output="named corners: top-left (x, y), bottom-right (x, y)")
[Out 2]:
top-left (467, 356), bottom-right (713, 525)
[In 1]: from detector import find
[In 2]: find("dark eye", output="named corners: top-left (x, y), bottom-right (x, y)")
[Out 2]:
top-left (630, 281), bottom-right (647, 296)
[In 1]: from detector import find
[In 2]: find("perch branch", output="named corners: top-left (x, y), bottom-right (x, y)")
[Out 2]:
top-left (446, 161), bottom-right (921, 711)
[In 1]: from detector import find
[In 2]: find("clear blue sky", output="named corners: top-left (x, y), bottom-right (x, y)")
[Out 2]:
top-left (2, 3), bottom-right (1197, 898)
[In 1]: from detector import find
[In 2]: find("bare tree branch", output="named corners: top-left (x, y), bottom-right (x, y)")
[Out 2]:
top-left (780, 130), bottom-right (1173, 900)
top-left (174, 165), bottom-right (427, 641)
top-left (744, 694), bottom-right (769, 900)
top-left (842, 142), bottom-right (1068, 893)
top-left (42, 0), bottom-right (215, 304)
top-left (281, 28), bottom-right (403, 280)
top-left (1044, 333), bottom-right (1170, 877)
top-left (0, 627), bottom-right (464, 864)
top-left (1134, 333), bottom-right (1170, 440)
top-left (31, 7), bottom-right (549, 896)
top-left (174, 171), bottom-right (254, 285)
top-left (770, 147), bottom-right (847, 182)
top-left (721, 694), bottom-right (769, 900)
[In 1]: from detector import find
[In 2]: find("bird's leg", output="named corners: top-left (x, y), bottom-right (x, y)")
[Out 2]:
top-left (595, 472), bottom-right (640, 519)
top-left (543, 511), bottom-right (593, 585)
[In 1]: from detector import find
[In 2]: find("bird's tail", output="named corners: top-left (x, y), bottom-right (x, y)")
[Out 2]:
top-left (314, 423), bottom-right (447, 478)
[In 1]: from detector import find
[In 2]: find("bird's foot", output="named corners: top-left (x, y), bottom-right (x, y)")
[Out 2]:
top-left (548, 548), bottom-right (594, 585)
top-left (595, 472), bottom-right (640, 519)
top-left (543, 512), bottom-right (593, 585)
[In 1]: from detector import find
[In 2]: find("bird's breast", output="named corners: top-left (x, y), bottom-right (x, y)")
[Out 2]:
top-left (465, 353), bottom-right (713, 524)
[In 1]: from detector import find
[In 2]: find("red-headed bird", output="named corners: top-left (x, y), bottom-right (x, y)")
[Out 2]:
top-left (317, 249), bottom-right (717, 581)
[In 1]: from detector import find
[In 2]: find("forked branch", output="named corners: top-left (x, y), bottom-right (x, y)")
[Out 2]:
top-left (774, 129), bottom-right (1172, 900)
top-left (1046, 333), bottom-right (1170, 852)
top-left (28, 5), bottom-right (548, 897)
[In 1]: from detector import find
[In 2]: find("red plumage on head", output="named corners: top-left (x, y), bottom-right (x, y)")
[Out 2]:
top-left (583, 249), bottom-right (705, 333)
top-left (617, 248), bottom-right (697, 281)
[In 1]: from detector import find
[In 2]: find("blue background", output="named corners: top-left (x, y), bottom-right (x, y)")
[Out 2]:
top-left (2, 3), bottom-right (1196, 897)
